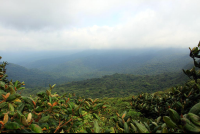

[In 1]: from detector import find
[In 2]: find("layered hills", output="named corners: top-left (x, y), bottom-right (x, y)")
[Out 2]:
top-left (21, 72), bottom-right (189, 98)
top-left (1, 47), bottom-right (192, 90)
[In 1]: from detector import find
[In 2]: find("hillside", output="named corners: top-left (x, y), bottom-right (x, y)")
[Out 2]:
top-left (19, 48), bottom-right (191, 79)
top-left (21, 72), bottom-right (189, 98)
top-left (1, 62), bottom-right (77, 88)
top-left (1, 47), bottom-right (193, 88)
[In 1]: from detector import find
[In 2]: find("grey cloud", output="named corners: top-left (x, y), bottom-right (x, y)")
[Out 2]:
top-left (0, 0), bottom-right (200, 51)
top-left (0, 0), bottom-right (79, 30)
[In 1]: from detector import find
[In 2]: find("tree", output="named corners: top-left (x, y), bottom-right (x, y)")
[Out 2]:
top-left (183, 41), bottom-right (200, 83)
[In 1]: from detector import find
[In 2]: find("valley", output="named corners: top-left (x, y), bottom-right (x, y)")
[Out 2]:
top-left (0, 45), bottom-right (199, 133)
top-left (2, 47), bottom-right (192, 90)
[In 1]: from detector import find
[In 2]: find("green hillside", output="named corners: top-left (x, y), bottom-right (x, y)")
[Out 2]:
top-left (19, 48), bottom-right (190, 80)
top-left (1, 62), bottom-right (77, 88)
top-left (21, 72), bottom-right (189, 99)
top-left (1, 47), bottom-right (192, 89)
top-left (49, 49), bottom-right (191, 78)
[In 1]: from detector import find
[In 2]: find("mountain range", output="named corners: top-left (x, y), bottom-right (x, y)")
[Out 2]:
top-left (1, 47), bottom-right (193, 88)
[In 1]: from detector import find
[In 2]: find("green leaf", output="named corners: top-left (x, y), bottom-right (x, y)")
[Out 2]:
top-left (30, 124), bottom-right (43, 133)
top-left (14, 80), bottom-right (18, 88)
top-left (20, 115), bottom-right (29, 126)
top-left (187, 113), bottom-right (200, 127)
top-left (130, 123), bottom-right (137, 132)
top-left (4, 122), bottom-right (21, 130)
top-left (52, 84), bottom-right (56, 89)
top-left (16, 110), bottom-right (23, 118)
top-left (163, 116), bottom-right (177, 128)
top-left (52, 106), bottom-right (60, 109)
top-left (35, 106), bottom-right (44, 112)
top-left (110, 127), bottom-right (115, 133)
top-left (58, 99), bottom-right (65, 104)
top-left (0, 81), bottom-right (5, 89)
top-left (1, 74), bottom-right (8, 81)
top-left (94, 103), bottom-right (104, 108)
top-left (124, 122), bottom-right (129, 133)
top-left (8, 85), bottom-right (16, 94)
top-left (181, 117), bottom-right (200, 133)
top-left (93, 113), bottom-right (100, 120)
top-left (17, 87), bottom-right (25, 90)
top-left (94, 119), bottom-right (100, 133)
top-left (155, 107), bottom-right (159, 112)
top-left (168, 108), bottom-right (180, 124)
top-left (189, 102), bottom-right (200, 115)
top-left (17, 103), bottom-right (25, 112)
top-left (6, 93), bottom-right (21, 102)
top-left (104, 128), bottom-right (112, 133)
top-left (67, 108), bottom-right (72, 114)
top-left (133, 120), bottom-right (149, 133)
top-left (38, 115), bottom-right (50, 123)
top-left (14, 118), bottom-right (24, 126)
top-left (8, 103), bottom-right (14, 112)
top-left (79, 107), bottom-right (82, 116)
top-left (49, 95), bottom-right (52, 104)
top-left (0, 102), bottom-right (7, 108)
top-left (156, 116), bottom-right (162, 124)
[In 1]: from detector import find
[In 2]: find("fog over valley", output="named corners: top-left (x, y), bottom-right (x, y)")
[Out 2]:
top-left (0, 0), bottom-right (199, 95)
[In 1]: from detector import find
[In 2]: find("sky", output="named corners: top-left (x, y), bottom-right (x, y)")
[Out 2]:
top-left (0, 0), bottom-right (200, 52)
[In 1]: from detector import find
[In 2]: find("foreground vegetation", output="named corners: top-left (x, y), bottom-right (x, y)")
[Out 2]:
top-left (0, 42), bottom-right (200, 133)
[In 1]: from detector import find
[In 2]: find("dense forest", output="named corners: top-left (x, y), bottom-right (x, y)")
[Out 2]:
top-left (21, 72), bottom-right (189, 98)
top-left (1, 47), bottom-right (192, 89)
top-left (1, 43), bottom-right (200, 133)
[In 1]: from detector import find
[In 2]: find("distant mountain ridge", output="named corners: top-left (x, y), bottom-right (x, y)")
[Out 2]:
top-left (1, 47), bottom-right (193, 88)
top-left (19, 47), bottom-right (191, 77)
top-left (1, 62), bottom-right (77, 88)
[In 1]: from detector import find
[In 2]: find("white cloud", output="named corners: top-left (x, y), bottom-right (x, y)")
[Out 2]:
top-left (0, 0), bottom-right (199, 51)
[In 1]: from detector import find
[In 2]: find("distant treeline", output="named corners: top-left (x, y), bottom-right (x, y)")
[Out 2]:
top-left (21, 72), bottom-right (189, 98)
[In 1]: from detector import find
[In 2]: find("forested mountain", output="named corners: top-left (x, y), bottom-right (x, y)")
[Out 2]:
top-left (18, 47), bottom-right (191, 79)
top-left (98, 50), bottom-right (191, 75)
top-left (21, 72), bottom-right (189, 98)
top-left (20, 48), bottom-right (157, 71)
top-left (1, 62), bottom-right (78, 88)
top-left (1, 47), bottom-right (192, 88)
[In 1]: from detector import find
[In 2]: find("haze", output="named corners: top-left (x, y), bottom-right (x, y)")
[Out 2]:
top-left (0, 0), bottom-right (199, 63)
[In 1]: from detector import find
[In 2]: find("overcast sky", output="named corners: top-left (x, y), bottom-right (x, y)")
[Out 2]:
top-left (0, 0), bottom-right (200, 51)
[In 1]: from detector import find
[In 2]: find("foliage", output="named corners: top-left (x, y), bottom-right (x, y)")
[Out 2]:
top-left (0, 57), bottom-right (112, 133)
top-left (103, 41), bottom-right (200, 133)
top-left (1, 41), bottom-right (200, 133)
top-left (119, 41), bottom-right (200, 133)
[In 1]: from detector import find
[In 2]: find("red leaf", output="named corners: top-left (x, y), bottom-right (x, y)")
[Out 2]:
top-left (52, 102), bottom-right (58, 107)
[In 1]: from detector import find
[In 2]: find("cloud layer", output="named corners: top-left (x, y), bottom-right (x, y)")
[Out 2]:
top-left (0, 0), bottom-right (200, 51)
